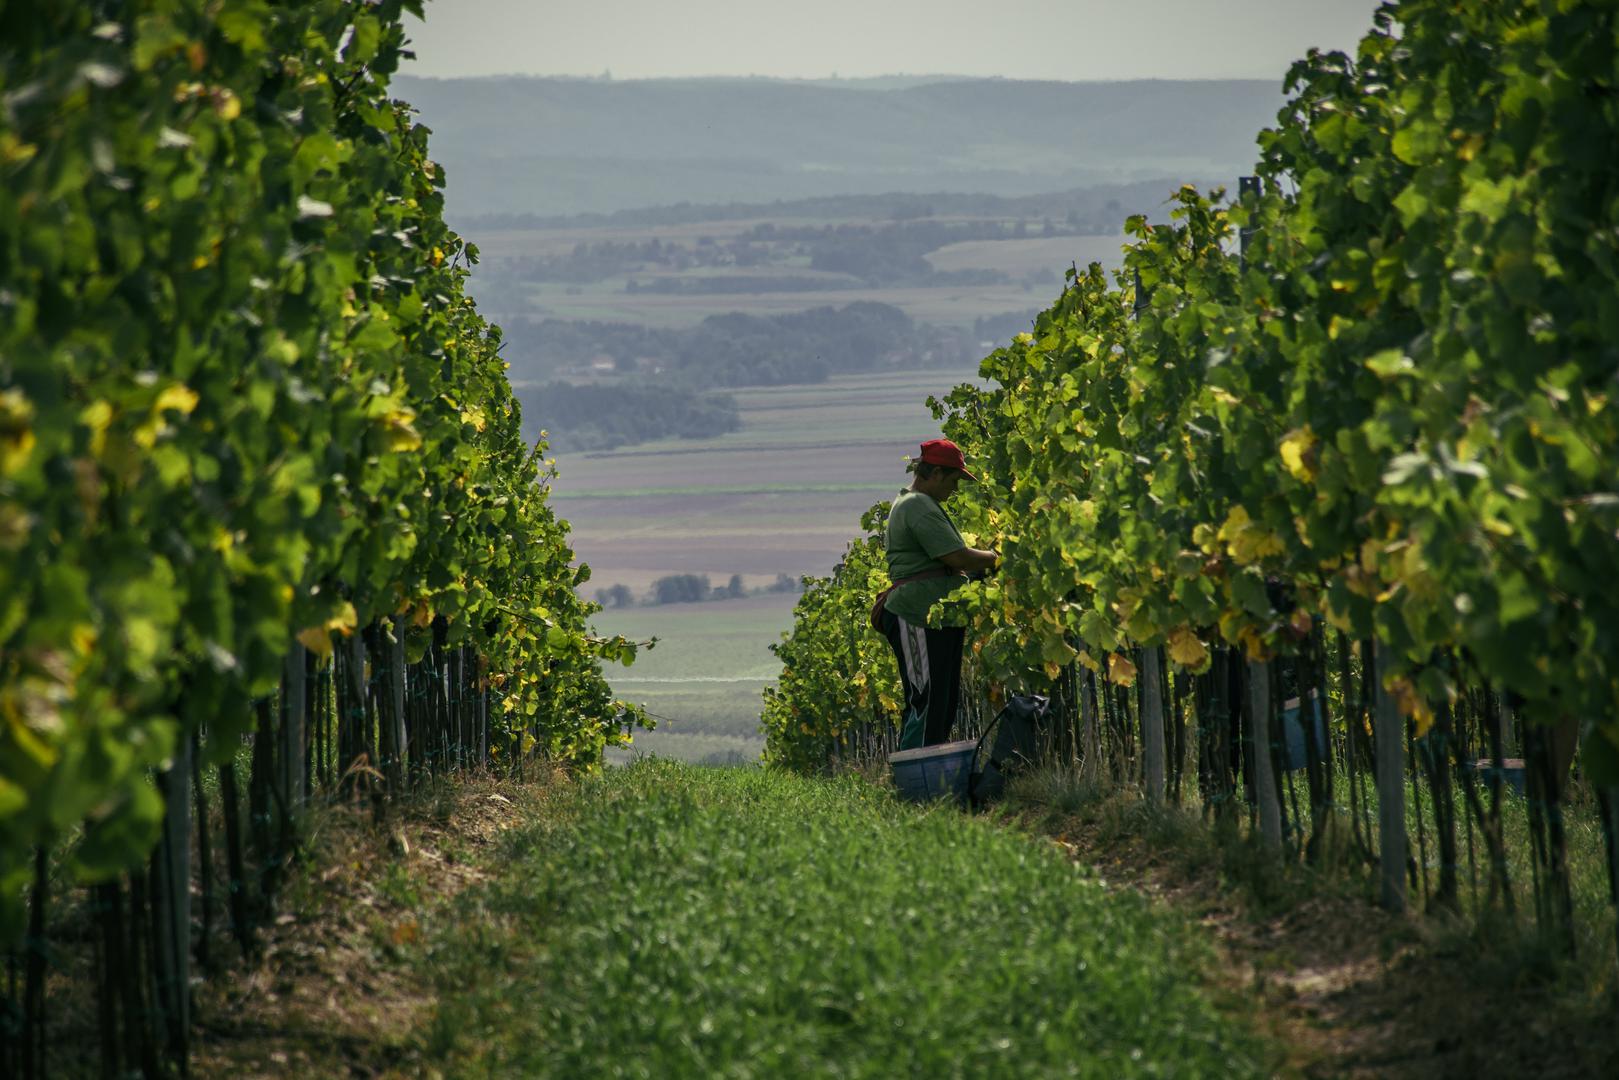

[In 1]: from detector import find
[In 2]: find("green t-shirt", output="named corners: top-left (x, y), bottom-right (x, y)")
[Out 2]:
top-left (884, 489), bottom-right (967, 625)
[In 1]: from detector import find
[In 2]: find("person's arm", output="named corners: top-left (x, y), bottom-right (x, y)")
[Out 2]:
top-left (938, 546), bottom-right (998, 575)
top-left (908, 496), bottom-right (998, 576)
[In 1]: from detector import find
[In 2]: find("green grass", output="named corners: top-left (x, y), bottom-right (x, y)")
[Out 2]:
top-left (421, 761), bottom-right (1270, 1078)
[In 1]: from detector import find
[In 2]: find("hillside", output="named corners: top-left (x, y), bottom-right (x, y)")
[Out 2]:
top-left (395, 75), bottom-right (1283, 216)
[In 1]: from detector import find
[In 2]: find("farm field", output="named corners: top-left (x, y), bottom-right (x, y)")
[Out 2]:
top-left (596, 593), bottom-right (792, 762)
top-left (924, 232), bottom-right (1133, 276)
top-left (491, 276), bottom-right (1068, 330)
top-left (566, 367), bottom-right (988, 760)
top-left (464, 209), bottom-right (1132, 330)
top-left (470, 213), bottom-right (1074, 259)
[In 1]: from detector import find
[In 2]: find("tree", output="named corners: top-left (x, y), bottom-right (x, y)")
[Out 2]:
top-left (595, 584), bottom-right (635, 609)
top-left (648, 574), bottom-right (711, 605)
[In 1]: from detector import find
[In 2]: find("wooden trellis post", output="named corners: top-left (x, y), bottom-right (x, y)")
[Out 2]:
top-left (281, 644), bottom-right (307, 813)
top-left (1374, 642), bottom-right (1408, 912)
top-left (1141, 646), bottom-right (1166, 803)
top-left (1248, 660), bottom-right (1282, 850)
top-left (391, 615), bottom-right (409, 791)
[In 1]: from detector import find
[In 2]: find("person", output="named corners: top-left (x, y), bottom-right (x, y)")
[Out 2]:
top-left (875, 438), bottom-right (998, 750)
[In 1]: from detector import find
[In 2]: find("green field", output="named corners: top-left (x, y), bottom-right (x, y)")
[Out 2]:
top-left (469, 213), bottom-right (1129, 329)
top-left (593, 593), bottom-right (793, 755)
top-left (924, 233), bottom-right (1131, 276)
top-left (594, 594), bottom-right (793, 681)
top-left (605, 729), bottom-right (763, 766)
top-left (421, 762), bottom-right (1269, 1077)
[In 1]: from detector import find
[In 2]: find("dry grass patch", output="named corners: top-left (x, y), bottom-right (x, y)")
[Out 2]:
top-left (1000, 765), bottom-right (1619, 1080)
top-left (186, 772), bottom-right (557, 1079)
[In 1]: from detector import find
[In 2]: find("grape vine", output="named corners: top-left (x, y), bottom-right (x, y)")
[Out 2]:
top-left (766, 0), bottom-right (1619, 943)
top-left (0, 0), bottom-right (642, 947)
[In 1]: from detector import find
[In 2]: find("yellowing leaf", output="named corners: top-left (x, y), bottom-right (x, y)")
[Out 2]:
top-left (1166, 627), bottom-right (1209, 670)
top-left (0, 428), bottom-right (35, 476)
top-left (1279, 426), bottom-right (1317, 482)
top-left (213, 89), bottom-right (241, 120)
top-left (297, 601), bottom-right (359, 658)
top-left (1364, 349), bottom-right (1414, 378)
top-left (154, 384), bottom-right (200, 415)
top-left (1389, 677), bottom-right (1436, 738)
top-left (1219, 504), bottom-right (1287, 564)
top-left (80, 400), bottom-right (113, 456)
top-left (379, 408), bottom-right (422, 452)
top-left (1360, 537), bottom-right (1382, 574)
top-left (0, 388), bottom-right (37, 476)
top-left (1246, 531), bottom-right (1286, 561)
top-left (1217, 505), bottom-right (1251, 540)
top-left (296, 626), bottom-right (333, 657)
top-left (327, 601), bottom-right (358, 636)
top-left (1238, 625), bottom-right (1270, 662)
top-left (1108, 652), bottom-right (1137, 687)
top-left (70, 623), bottom-right (98, 656)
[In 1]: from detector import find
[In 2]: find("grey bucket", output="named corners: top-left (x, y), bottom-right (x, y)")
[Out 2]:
top-left (889, 740), bottom-right (978, 804)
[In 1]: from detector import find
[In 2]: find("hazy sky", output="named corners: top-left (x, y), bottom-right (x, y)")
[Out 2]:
top-left (403, 0), bottom-right (1387, 82)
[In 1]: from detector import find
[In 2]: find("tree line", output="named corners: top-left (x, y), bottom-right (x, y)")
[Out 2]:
top-left (453, 180), bottom-right (1180, 233)
top-left (597, 573), bottom-right (802, 609)
top-left (485, 217), bottom-right (1077, 291)
top-left (504, 303), bottom-right (1048, 453)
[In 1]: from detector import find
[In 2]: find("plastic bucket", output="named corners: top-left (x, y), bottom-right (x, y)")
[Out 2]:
top-left (889, 740), bottom-right (978, 804)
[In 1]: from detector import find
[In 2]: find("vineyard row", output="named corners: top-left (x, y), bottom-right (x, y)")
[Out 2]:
top-left (765, 0), bottom-right (1619, 961)
top-left (1, 3), bottom-right (643, 1075)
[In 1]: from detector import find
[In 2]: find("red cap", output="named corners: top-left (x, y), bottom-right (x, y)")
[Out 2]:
top-left (916, 438), bottom-right (976, 480)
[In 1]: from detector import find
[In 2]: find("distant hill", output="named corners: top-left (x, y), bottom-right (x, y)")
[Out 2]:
top-left (394, 75), bottom-right (1283, 218)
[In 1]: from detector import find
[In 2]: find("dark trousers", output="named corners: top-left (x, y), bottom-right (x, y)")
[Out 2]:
top-left (880, 609), bottom-right (965, 747)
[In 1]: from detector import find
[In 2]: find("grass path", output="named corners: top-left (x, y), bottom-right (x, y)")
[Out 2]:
top-left (419, 762), bottom-right (1270, 1078)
